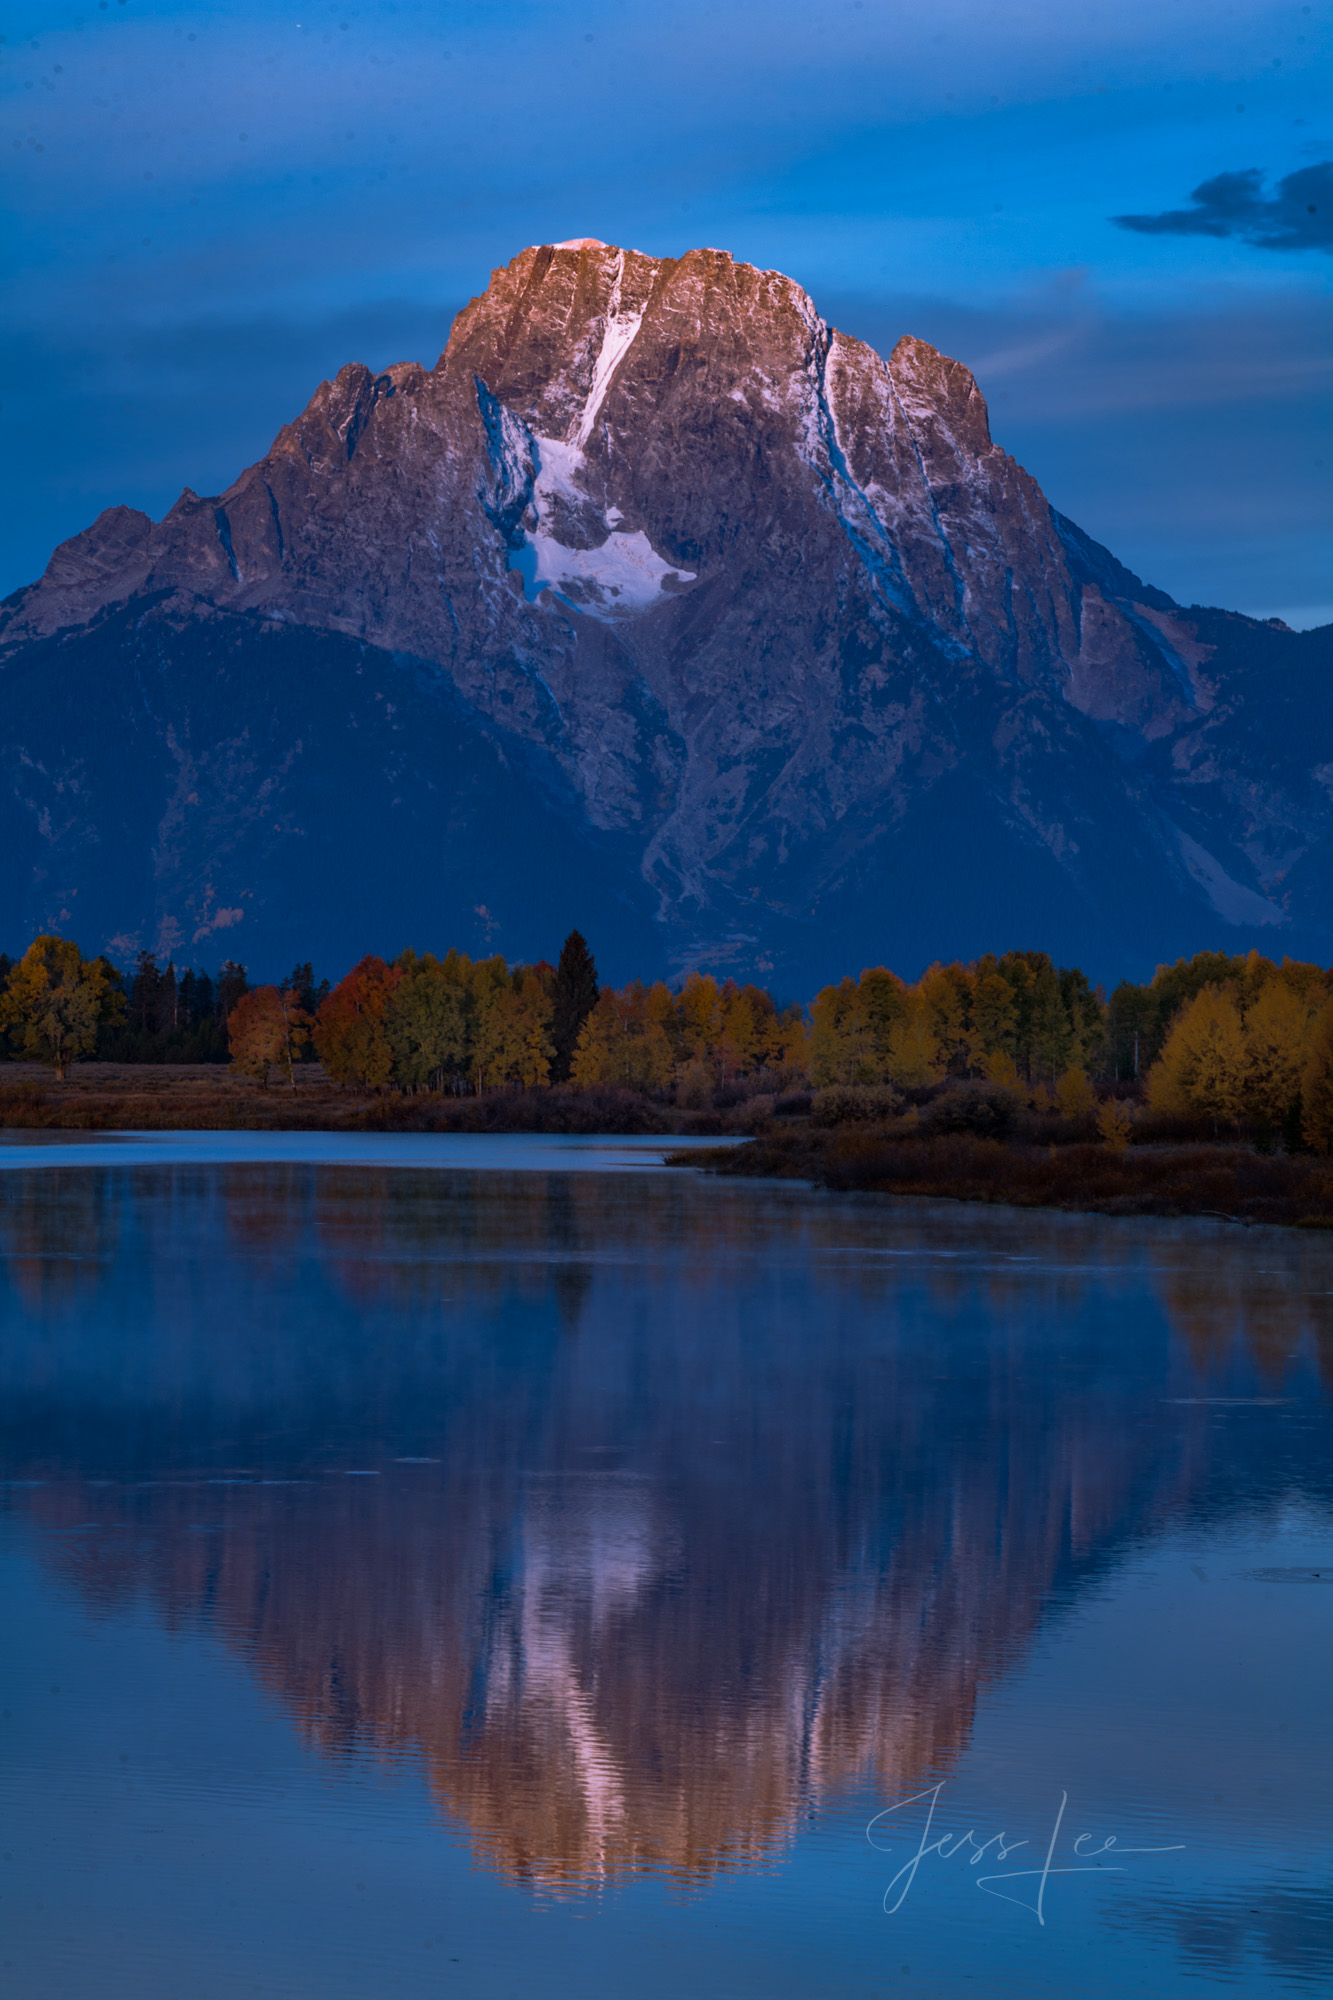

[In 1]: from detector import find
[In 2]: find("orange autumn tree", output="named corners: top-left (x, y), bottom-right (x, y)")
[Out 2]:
top-left (227, 985), bottom-right (311, 1088)
top-left (312, 956), bottom-right (401, 1088)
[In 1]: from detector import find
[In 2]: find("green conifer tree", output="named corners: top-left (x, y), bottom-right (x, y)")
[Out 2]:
top-left (550, 931), bottom-right (599, 1082)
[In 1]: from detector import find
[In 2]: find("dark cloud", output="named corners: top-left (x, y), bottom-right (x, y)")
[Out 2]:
top-left (1115, 162), bottom-right (1333, 252)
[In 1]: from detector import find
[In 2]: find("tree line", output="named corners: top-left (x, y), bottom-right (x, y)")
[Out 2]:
top-left (4, 932), bottom-right (1333, 1146)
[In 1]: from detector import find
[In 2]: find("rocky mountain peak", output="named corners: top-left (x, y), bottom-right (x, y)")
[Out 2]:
top-left (1, 239), bottom-right (1327, 984)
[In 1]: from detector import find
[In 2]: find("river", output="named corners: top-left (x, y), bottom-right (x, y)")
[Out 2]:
top-left (1, 1134), bottom-right (1330, 1997)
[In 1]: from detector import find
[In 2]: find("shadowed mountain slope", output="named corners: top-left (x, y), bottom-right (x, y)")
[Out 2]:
top-left (3, 239), bottom-right (1330, 983)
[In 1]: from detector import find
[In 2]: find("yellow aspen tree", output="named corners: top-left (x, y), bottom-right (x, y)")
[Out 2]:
top-left (1146, 986), bottom-right (1247, 1123)
top-left (980, 1049), bottom-right (1022, 1092)
top-left (1097, 1099), bottom-right (1134, 1150)
top-left (677, 973), bottom-right (724, 1064)
top-left (515, 971), bottom-right (555, 1085)
top-left (1055, 1066), bottom-right (1096, 1121)
top-left (570, 991), bottom-right (619, 1083)
top-left (777, 1006), bottom-right (811, 1081)
top-left (972, 971), bottom-right (1018, 1066)
top-left (1300, 996), bottom-right (1333, 1153)
top-left (1277, 958), bottom-right (1329, 1009)
top-left (472, 979), bottom-right (551, 1089)
top-left (716, 985), bottom-right (763, 1082)
top-left (633, 1007), bottom-right (676, 1091)
top-left (916, 962), bottom-right (973, 1075)
top-left (1241, 978), bottom-right (1313, 1127)
top-left (571, 985), bottom-right (673, 1090)
top-left (809, 977), bottom-right (871, 1085)
top-left (0, 936), bottom-right (122, 1079)
top-left (859, 967), bottom-right (909, 1077)
top-left (885, 992), bottom-right (942, 1086)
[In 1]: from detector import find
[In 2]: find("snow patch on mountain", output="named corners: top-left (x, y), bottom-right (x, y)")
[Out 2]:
top-left (796, 330), bottom-right (915, 619)
top-left (514, 519), bottom-right (690, 614)
top-left (1172, 826), bottom-right (1287, 927)
top-left (513, 434), bottom-right (694, 617)
top-left (573, 249), bottom-right (644, 447)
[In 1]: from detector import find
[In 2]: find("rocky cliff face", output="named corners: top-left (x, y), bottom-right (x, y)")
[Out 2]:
top-left (3, 238), bottom-right (1331, 982)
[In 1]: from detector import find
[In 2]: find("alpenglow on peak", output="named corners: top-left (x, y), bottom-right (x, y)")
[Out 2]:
top-left (0, 235), bottom-right (1326, 987)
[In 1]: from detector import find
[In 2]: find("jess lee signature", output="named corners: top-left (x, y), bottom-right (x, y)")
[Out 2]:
top-left (867, 1783), bottom-right (1185, 1926)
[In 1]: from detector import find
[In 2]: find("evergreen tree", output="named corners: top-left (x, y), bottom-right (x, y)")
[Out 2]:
top-left (190, 970), bottom-right (216, 1022)
top-left (282, 963), bottom-right (329, 1057)
top-left (128, 952), bottom-right (162, 1040)
top-left (549, 930), bottom-right (599, 1081)
top-left (216, 961), bottom-right (249, 1022)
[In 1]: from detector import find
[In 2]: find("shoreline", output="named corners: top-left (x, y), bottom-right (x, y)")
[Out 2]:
top-left (6, 1065), bottom-right (1332, 1230)
top-left (667, 1129), bottom-right (1333, 1230)
top-left (0, 1064), bottom-right (737, 1138)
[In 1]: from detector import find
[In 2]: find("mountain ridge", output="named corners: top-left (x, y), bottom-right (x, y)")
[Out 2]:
top-left (3, 238), bottom-right (1330, 985)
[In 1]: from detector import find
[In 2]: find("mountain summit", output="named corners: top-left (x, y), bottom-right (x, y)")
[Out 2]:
top-left (3, 240), bottom-right (1331, 982)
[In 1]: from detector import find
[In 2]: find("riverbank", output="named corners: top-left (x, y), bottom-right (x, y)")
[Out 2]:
top-left (672, 1125), bottom-right (1333, 1227)
top-left (0, 1065), bottom-right (737, 1136)
top-left (8, 1066), bottom-right (1329, 1226)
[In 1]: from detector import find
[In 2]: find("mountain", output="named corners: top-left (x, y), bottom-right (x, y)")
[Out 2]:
top-left (3, 237), bottom-right (1331, 988)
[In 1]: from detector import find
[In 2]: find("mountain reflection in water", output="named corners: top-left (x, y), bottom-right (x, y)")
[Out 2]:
top-left (1, 1163), bottom-right (1330, 1895)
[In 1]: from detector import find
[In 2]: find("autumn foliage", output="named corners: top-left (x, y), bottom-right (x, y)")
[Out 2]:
top-left (1143, 956), bottom-right (1332, 1142)
top-left (310, 951), bottom-right (554, 1093)
top-left (227, 985), bottom-right (311, 1087)
top-left (310, 956), bottom-right (401, 1089)
top-left (12, 931), bottom-right (1333, 1167)
top-left (807, 951), bottom-right (1103, 1090)
top-left (0, 937), bottom-right (122, 1079)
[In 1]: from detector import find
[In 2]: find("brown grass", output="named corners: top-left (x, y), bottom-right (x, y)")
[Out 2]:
top-left (0, 1065), bottom-right (724, 1136)
top-left (673, 1126), bottom-right (1333, 1228)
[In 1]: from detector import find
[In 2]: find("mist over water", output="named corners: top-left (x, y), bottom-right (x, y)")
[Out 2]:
top-left (1, 1147), bottom-right (1331, 1995)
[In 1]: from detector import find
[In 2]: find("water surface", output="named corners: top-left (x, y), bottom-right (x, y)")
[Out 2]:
top-left (1, 1137), bottom-right (1330, 1997)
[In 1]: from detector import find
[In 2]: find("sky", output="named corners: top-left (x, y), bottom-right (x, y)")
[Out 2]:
top-left (2, 0), bottom-right (1330, 626)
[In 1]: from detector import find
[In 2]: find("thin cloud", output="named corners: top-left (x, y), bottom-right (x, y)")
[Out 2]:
top-left (1114, 163), bottom-right (1332, 252)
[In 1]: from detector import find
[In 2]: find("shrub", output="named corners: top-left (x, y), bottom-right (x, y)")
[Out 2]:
top-left (675, 1058), bottom-right (714, 1110)
top-left (920, 1084), bottom-right (1017, 1139)
top-left (1097, 1099), bottom-right (1134, 1151)
top-left (810, 1084), bottom-right (902, 1125)
top-left (1055, 1066), bottom-right (1097, 1122)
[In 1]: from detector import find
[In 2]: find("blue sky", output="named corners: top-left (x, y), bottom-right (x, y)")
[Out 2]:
top-left (3, 0), bottom-right (1330, 624)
